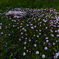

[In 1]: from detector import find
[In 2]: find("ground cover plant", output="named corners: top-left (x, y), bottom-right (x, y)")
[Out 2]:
top-left (0, 7), bottom-right (59, 59)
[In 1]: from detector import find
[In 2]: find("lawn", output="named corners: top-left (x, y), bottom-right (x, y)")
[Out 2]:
top-left (0, 0), bottom-right (59, 59)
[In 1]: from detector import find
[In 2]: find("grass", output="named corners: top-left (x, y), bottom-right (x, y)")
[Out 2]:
top-left (0, 0), bottom-right (59, 59)
top-left (0, 0), bottom-right (59, 11)
top-left (0, 7), bottom-right (59, 59)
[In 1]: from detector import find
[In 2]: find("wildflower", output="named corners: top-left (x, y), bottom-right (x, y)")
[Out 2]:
top-left (44, 47), bottom-right (48, 50)
top-left (26, 24), bottom-right (29, 26)
top-left (36, 51), bottom-right (39, 54)
top-left (0, 26), bottom-right (2, 29)
top-left (29, 38), bottom-right (31, 42)
top-left (45, 27), bottom-right (48, 29)
top-left (21, 23), bottom-right (23, 25)
top-left (42, 54), bottom-right (45, 58)
top-left (20, 26), bottom-right (22, 28)
top-left (24, 47), bottom-right (26, 49)
top-left (54, 56), bottom-right (58, 59)
top-left (25, 34), bottom-right (27, 36)
top-left (50, 30), bottom-right (53, 33)
top-left (9, 23), bottom-right (10, 25)
top-left (24, 29), bottom-right (27, 32)
top-left (57, 34), bottom-right (59, 37)
top-left (24, 41), bottom-right (27, 44)
top-left (58, 29), bottom-right (59, 32)
top-left (34, 25), bottom-right (36, 28)
top-left (26, 50), bottom-right (28, 52)
top-left (56, 53), bottom-right (59, 56)
top-left (40, 25), bottom-right (41, 26)
top-left (14, 58), bottom-right (16, 59)
top-left (55, 30), bottom-right (57, 32)
top-left (8, 34), bottom-right (10, 36)
top-left (34, 44), bottom-right (37, 47)
top-left (25, 37), bottom-right (27, 40)
top-left (1, 32), bottom-right (3, 34)
top-left (39, 30), bottom-right (41, 32)
top-left (31, 26), bottom-right (34, 29)
top-left (45, 37), bottom-right (48, 39)
top-left (19, 39), bottom-right (21, 41)
top-left (29, 51), bottom-right (31, 53)
top-left (36, 30), bottom-right (38, 31)
top-left (37, 35), bottom-right (39, 38)
top-left (22, 28), bottom-right (25, 30)
top-left (21, 32), bottom-right (23, 35)
top-left (0, 23), bottom-right (2, 25)
top-left (53, 42), bottom-right (55, 45)
top-left (13, 25), bottom-right (16, 27)
top-left (21, 36), bottom-right (23, 38)
top-left (17, 27), bottom-right (19, 29)
top-left (46, 40), bottom-right (49, 43)
top-left (23, 52), bottom-right (26, 56)
top-left (51, 34), bottom-right (54, 37)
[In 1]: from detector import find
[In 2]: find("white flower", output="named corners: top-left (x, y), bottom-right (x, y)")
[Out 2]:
top-left (46, 40), bottom-right (49, 43)
top-left (34, 44), bottom-right (37, 47)
top-left (21, 32), bottom-right (23, 35)
top-left (26, 50), bottom-right (28, 52)
top-left (57, 34), bottom-right (59, 37)
top-left (44, 47), bottom-right (48, 50)
top-left (31, 26), bottom-right (34, 29)
top-left (0, 23), bottom-right (2, 25)
top-left (29, 39), bottom-right (31, 42)
top-left (25, 37), bottom-right (27, 40)
top-left (51, 34), bottom-right (54, 37)
top-left (37, 35), bottom-right (39, 38)
top-left (56, 53), bottom-right (59, 56)
top-left (23, 52), bottom-right (26, 56)
top-left (36, 51), bottom-right (39, 54)
top-left (1, 32), bottom-right (3, 34)
top-left (24, 41), bottom-right (27, 44)
top-left (0, 26), bottom-right (2, 29)
top-left (24, 47), bottom-right (26, 49)
top-left (8, 34), bottom-right (10, 36)
top-left (26, 24), bottom-right (29, 26)
top-left (42, 54), bottom-right (45, 58)
top-left (53, 42), bottom-right (55, 45)
top-left (19, 39), bottom-right (21, 41)
top-left (34, 25), bottom-right (36, 28)
top-left (13, 25), bottom-right (16, 27)
top-left (45, 37), bottom-right (48, 39)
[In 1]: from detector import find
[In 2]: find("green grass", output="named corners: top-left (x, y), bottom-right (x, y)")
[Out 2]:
top-left (0, 0), bottom-right (59, 59)
top-left (0, 0), bottom-right (59, 11)
top-left (0, 7), bottom-right (59, 59)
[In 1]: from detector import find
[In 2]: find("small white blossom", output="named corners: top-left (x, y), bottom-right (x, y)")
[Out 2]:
top-left (24, 41), bottom-right (27, 44)
top-left (1, 32), bottom-right (3, 34)
top-left (36, 51), bottom-right (39, 54)
top-left (26, 50), bottom-right (28, 52)
top-left (29, 39), bottom-right (31, 42)
top-left (34, 44), bottom-right (37, 47)
top-left (0, 23), bottom-right (2, 25)
top-left (45, 37), bottom-right (48, 39)
top-left (44, 47), bottom-right (48, 50)
top-left (56, 53), bottom-right (59, 56)
top-left (24, 47), bottom-right (26, 49)
top-left (19, 39), bottom-right (21, 41)
top-left (46, 40), bottom-right (49, 43)
top-left (0, 26), bottom-right (2, 29)
top-left (23, 52), bottom-right (26, 56)
top-left (42, 54), bottom-right (45, 58)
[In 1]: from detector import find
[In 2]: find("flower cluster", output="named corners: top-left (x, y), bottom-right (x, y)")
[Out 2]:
top-left (0, 7), bottom-right (59, 59)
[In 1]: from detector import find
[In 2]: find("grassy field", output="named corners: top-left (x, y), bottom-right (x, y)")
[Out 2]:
top-left (0, 0), bottom-right (59, 11)
top-left (0, 0), bottom-right (59, 59)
